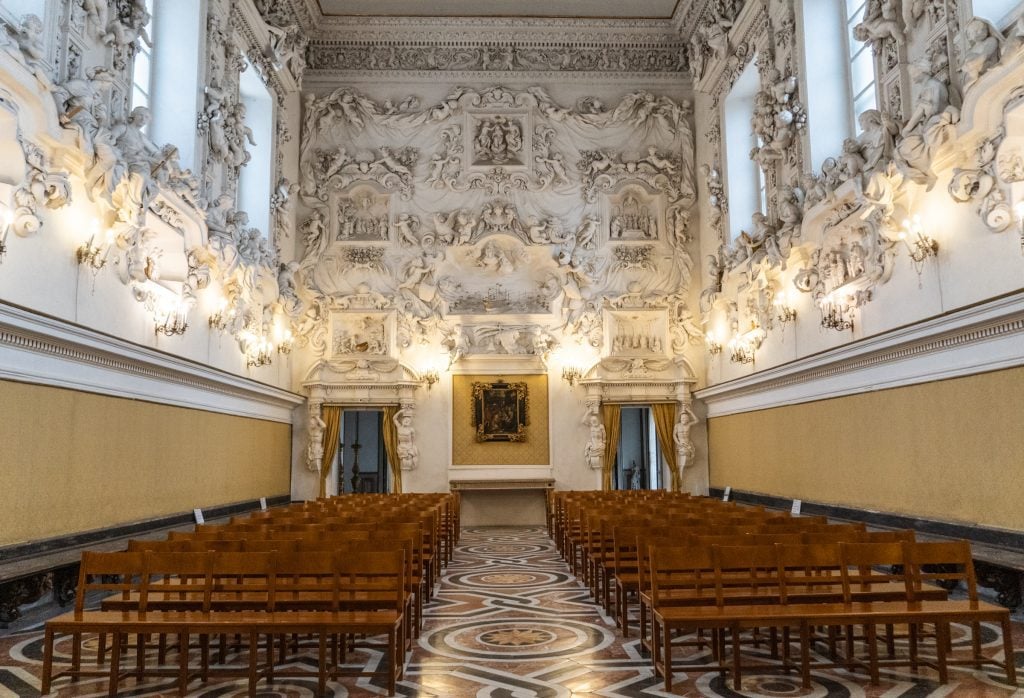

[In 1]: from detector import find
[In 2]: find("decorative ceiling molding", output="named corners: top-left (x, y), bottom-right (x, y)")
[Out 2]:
top-left (695, 292), bottom-right (1024, 418)
top-left (305, 40), bottom-right (689, 77)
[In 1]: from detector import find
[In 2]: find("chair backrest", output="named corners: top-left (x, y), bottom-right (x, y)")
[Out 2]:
top-left (270, 551), bottom-right (334, 610)
top-left (712, 544), bottom-right (781, 603)
top-left (336, 549), bottom-right (407, 613)
top-left (648, 545), bottom-right (715, 605)
top-left (139, 551), bottom-right (211, 613)
top-left (77, 551), bottom-right (145, 615)
top-left (776, 542), bottom-right (843, 601)
top-left (903, 540), bottom-right (977, 603)
top-left (839, 541), bottom-right (910, 600)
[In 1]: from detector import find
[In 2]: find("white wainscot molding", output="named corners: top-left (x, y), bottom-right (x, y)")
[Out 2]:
top-left (696, 291), bottom-right (1024, 417)
top-left (0, 303), bottom-right (303, 422)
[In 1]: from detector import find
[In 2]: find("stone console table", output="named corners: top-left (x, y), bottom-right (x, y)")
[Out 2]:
top-left (449, 477), bottom-right (555, 526)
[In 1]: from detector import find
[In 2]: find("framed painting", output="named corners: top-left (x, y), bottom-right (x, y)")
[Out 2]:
top-left (472, 379), bottom-right (529, 442)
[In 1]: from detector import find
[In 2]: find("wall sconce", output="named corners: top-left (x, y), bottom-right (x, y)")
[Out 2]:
top-left (727, 324), bottom-right (766, 364)
top-left (154, 300), bottom-right (189, 337)
top-left (705, 332), bottom-right (723, 356)
top-left (421, 370), bottom-right (440, 390)
top-left (209, 297), bottom-right (236, 332)
top-left (774, 292), bottom-right (797, 326)
top-left (0, 206), bottom-right (12, 263)
top-left (819, 295), bottom-right (855, 332)
top-left (562, 365), bottom-right (584, 386)
top-left (898, 215), bottom-right (938, 282)
top-left (276, 329), bottom-right (293, 355)
top-left (247, 340), bottom-right (274, 368)
top-left (76, 220), bottom-right (111, 275)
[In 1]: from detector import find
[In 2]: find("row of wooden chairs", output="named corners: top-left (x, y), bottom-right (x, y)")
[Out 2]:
top-left (645, 539), bottom-right (1017, 691)
top-left (43, 493), bottom-right (458, 697)
top-left (43, 549), bottom-right (407, 697)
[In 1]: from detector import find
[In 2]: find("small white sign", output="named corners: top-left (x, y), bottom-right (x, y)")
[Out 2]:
top-left (790, 499), bottom-right (802, 516)
top-left (259, 497), bottom-right (268, 511)
top-left (193, 508), bottom-right (205, 524)
top-left (722, 486), bottom-right (731, 502)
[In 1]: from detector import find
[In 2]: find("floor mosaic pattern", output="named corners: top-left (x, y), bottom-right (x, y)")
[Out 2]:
top-left (1, 526), bottom-right (1021, 696)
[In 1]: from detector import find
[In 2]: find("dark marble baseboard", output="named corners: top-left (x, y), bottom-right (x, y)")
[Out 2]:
top-left (708, 488), bottom-right (1024, 552)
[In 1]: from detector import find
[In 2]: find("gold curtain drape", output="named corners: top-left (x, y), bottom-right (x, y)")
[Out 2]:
top-left (382, 406), bottom-right (403, 494)
top-left (601, 403), bottom-right (621, 491)
top-left (318, 406), bottom-right (342, 498)
top-left (651, 403), bottom-right (680, 492)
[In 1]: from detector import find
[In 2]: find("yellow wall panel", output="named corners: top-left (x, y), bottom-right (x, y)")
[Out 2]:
top-left (708, 366), bottom-right (1024, 532)
top-left (0, 380), bottom-right (292, 546)
top-left (452, 374), bottom-right (549, 465)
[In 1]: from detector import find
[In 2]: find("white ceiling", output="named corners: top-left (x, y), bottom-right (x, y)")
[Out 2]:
top-left (316, 0), bottom-right (682, 19)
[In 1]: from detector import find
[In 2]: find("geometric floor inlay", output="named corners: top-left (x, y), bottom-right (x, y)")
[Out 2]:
top-left (2, 526), bottom-right (1022, 696)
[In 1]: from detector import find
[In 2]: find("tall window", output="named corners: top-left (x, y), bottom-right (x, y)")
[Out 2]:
top-left (723, 58), bottom-right (764, 241)
top-left (844, 0), bottom-right (878, 122)
top-left (1, 0), bottom-right (46, 21)
top-left (237, 58), bottom-right (275, 237)
top-left (147, 0), bottom-right (202, 170)
top-left (130, 0), bottom-right (154, 116)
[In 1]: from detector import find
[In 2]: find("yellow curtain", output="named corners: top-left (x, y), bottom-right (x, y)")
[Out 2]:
top-left (651, 403), bottom-right (680, 492)
top-left (382, 406), bottom-right (403, 494)
top-left (319, 406), bottom-right (342, 498)
top-left (601, 404), bottom-right (621, 491)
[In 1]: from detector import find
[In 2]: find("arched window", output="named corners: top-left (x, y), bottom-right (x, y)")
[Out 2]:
top-left (723, 58), bottom-right (764, 241)
top-left (236, 58), bottom-right (276, 238)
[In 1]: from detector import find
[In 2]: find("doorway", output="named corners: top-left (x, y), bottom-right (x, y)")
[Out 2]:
top-left (614, 406), bottom-right (663, 490)
top-left (338, 410), bottom-right (390, 493)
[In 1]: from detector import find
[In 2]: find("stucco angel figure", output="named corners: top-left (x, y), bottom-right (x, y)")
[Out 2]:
top-left (960, 18), bottom-right (1002, 91)
top-left (227, 102), bottom-right (257, 168)
top-left (854, 0), bottom-right (902, 48)
top-left (673, 403), bottom-right (698, 467)
top-left (393, 407), bottom-right (419, 471)
top-left (856, 109), bottom-right (898, 173)
top-left (307, 407), bottom-right (326, 471)
top-left (583, 408), bottom-right (606, 470)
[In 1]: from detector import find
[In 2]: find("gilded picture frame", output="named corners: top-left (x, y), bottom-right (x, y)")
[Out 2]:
top-left (471, 379), bottom-right (529, 442)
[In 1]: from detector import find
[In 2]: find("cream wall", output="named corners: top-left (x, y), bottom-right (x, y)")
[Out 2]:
top-left (708, 366), bottom-right (1024, 532)
top-left (0, 379), bottom-right (292, 546)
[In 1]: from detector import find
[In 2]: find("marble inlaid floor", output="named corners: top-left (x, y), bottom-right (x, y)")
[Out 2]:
top-left (1, 526), bottom-right (1021, 696)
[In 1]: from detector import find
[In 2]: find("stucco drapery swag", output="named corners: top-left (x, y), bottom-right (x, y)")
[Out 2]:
top-left (651, 403), bottom-right (680, 492)
top-left (601, 404), bottom-right (622, 491)
top-left (318, 406), bottom-right (342, 498)
top-left (382, 405), bottom-right (403, 494)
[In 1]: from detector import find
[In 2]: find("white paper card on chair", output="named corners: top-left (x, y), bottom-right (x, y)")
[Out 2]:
top-left (790, 499), bottom-right (802, 516)
top-left (722, 486), bottom-right (731, 502)
top-left (259, 497), bottom-right (267, 511)
top-left (193, 508), bottom-right (205, 524)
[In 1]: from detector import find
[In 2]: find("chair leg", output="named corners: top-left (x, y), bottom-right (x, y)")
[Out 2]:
top-left (972, 621), bottom-right (982, 668)
top-left (1001, 617), bottom-right (1018, 685)
top-left (96, 632), bottom-right (106, 667)
top-left (663, 621), bottom-right (673, 691)
top-left (108, 632), bottom-right (121, 698)
top-left (248, 631), bottom-right (259, 695)
top-left (935, 622), bottom-right (949, 684)
top-left (387, 628), bottom-right (397, 696)
top-left (865, 623), bottom-right (879, 684)
top-left (800, 622), bottom-right (812, 689)
top-left (178, 632), bottom-right (188, 696)
top-left (731, 625), bottom-right (742, 690)
top-left (41, 627), bottom-right (54, 696)
top-left (318, 634), bottom-right (328, 697)
top-left (70, 631), bottom-right (82, 681)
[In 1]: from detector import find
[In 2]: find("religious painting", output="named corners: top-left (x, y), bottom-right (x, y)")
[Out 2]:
top-left (471, 379), bottom-right (529, 442)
